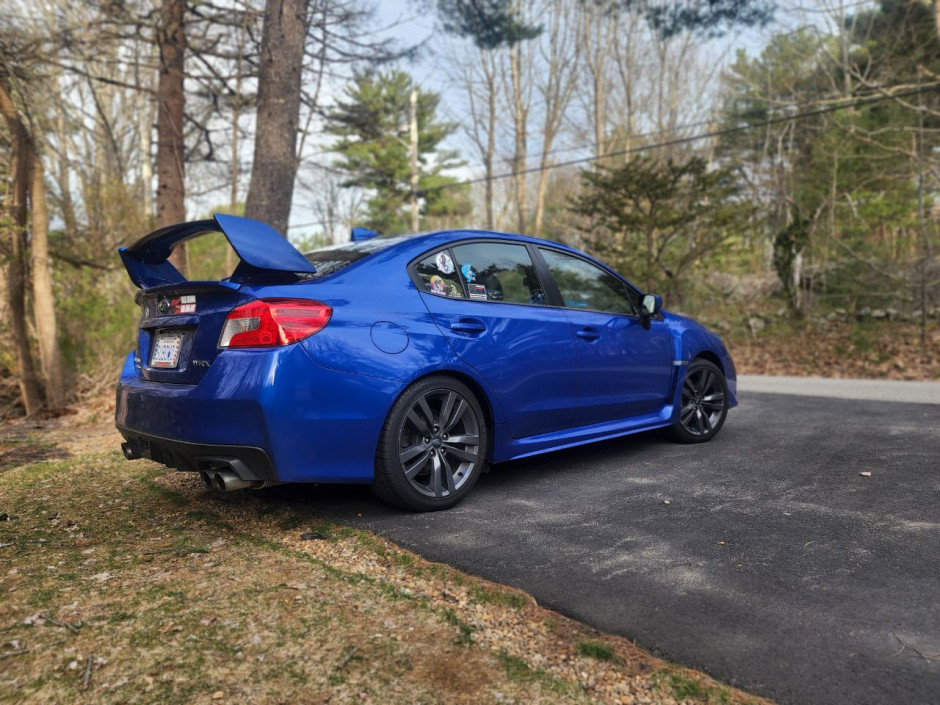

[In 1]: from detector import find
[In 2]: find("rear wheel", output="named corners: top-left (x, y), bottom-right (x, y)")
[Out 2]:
top-left (670, 359), bottom-right (729, 443)
top-left (373, 376), bottom-right (487, 511)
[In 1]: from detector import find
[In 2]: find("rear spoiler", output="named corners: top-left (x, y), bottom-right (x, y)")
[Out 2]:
top-left (118, 214), bottom-right (316, 289)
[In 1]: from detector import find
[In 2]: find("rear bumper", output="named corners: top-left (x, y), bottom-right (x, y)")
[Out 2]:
top-left (117, 426), bottom-right (277, 482)
top-left (115, 344), bottom-right (402, 483)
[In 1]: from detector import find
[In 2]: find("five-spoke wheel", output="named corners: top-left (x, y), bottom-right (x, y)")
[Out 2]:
top-left (374, 376), bottom-right (487, 511)
top-left (671, 359), bottom-right (729, 443)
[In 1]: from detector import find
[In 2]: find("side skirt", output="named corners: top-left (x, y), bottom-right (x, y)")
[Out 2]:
top-left (492, 407), bottom-right (675, 464)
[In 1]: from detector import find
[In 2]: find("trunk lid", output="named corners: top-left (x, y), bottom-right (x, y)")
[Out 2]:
top-left (120, 215), bottom-right (317, 384)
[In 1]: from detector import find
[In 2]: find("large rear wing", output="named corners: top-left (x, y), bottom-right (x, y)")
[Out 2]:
top-left (118, 214), bottom-right (316, 289)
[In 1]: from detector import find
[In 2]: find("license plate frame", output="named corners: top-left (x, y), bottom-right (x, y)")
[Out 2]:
top-left (150, 331), bottom-right (184, 369)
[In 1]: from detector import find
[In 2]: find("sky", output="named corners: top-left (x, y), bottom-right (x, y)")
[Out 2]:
top-left (248, 0), bottom-right (870, 243)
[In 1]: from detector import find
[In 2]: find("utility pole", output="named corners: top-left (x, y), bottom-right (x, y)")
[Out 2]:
top-left (410, 86), bottom-right (419, 232)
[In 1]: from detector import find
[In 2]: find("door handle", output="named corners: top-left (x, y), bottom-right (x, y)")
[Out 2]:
top-left (450, 319), bottom-right (487, 334)
top-left (576, 327), bottom-right (600, 341)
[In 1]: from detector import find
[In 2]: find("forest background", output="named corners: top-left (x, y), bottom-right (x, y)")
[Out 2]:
top-left (1, 0), bottom-right (938, 417)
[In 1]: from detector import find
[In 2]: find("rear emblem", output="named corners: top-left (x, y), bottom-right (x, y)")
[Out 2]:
top-left (157, 298), bottom-right (170, 315)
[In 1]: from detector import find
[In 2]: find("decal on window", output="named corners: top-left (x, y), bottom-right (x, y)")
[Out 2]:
top-left (469, 284), bottom-right (487, 300)
top-left (429, 275), bottom-right (447, 295)
top-left (435, 252), bottom-right (455, 274)
top-left (461, 263), bottom-right (476, 282)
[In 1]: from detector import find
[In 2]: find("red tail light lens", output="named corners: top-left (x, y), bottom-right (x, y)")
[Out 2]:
top-left (219, 298), bottom-right (332, 348)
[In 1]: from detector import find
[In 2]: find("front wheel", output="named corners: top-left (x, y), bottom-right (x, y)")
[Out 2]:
top-left (373, 376), bottom-right (488, 511)
top-left (670, 359), bottom-right (729, 444)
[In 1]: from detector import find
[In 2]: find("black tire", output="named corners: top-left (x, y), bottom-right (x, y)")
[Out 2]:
top-left (373, 376), bottom-right (488, 511)
top-left (670, 359), bottom-right (729, 444)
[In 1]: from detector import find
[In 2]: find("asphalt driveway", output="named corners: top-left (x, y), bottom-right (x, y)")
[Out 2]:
top-left (284, 377), bottom-right (940, 705)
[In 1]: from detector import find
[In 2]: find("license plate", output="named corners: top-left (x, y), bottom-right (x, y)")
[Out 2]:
top-left (151, 332), bottom-right (184, 369)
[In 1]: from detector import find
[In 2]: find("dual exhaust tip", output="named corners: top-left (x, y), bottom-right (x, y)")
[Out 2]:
top-left (199, 469), bottom-right (256, 492)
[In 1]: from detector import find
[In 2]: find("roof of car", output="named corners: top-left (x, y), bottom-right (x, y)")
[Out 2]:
top-left (305, 228), bottom-right (582, 259)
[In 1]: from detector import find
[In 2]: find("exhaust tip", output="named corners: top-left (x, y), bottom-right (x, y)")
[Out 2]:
top-left (121, 442), bottom-right (140, 460)
top-left (213, 470), bottom-right (253, 492)
top-left (199, 470), bottom-right (214, 489)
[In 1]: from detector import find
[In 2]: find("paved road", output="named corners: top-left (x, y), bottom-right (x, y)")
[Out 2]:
top-left (279, 378), bottom-right (940, 705)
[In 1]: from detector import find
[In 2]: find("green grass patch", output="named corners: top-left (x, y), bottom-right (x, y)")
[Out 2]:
top-left (576, 639), bottom-right (618, 662)
top-left (144, 481), bottom-right (188, 507)
top-left (469, 584), bottom-right (528, 609)
top-left (653, 667), bottom-right (734, 704)
top-left (495, 649), bottom-right (587, 699)
top-left (440, 607), bottom-right (475, 646)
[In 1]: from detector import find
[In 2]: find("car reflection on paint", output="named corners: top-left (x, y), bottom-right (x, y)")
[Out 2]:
top-left (115, 215), bottom-right (736, 511)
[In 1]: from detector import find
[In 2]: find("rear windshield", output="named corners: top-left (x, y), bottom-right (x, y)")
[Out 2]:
top-left (303, 235), bottom-right (411, 279)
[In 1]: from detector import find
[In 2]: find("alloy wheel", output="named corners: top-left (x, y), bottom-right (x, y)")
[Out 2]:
top-left (398, 389), bottom-right (481, 498)
top-left (680, 366), bottom-right (726, 437)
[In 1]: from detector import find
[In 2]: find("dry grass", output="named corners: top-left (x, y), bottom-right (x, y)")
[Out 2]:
top-left (0, 419), bottom-right (771, 705)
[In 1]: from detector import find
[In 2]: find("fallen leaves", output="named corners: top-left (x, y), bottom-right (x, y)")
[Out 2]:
top-left (729, 320), bottom-right (940, 380)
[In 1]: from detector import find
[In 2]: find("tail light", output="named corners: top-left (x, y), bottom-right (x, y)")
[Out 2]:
top-left (219, 298), bottom-right (332, 348)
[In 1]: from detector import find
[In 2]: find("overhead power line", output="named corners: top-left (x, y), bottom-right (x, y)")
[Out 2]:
top-left (427, 83), bottom-right (940, 193)
top-left (286, 82), bottom-right (939, 231)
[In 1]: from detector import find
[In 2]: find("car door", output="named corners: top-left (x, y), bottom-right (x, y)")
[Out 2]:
top-left (537, 247), bottom-right (674, 426)
top-left (414, 241), bottom-right (579, 439)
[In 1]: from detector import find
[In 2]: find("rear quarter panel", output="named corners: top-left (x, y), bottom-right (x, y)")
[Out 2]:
top-left (247, 247), bottom-right (508, 425)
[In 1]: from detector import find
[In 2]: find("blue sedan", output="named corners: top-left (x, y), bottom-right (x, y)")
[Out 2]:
top-left (116, 214), bottom-right (736, 511)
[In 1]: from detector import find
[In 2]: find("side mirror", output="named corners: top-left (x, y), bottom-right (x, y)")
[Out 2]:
top-left (641, 294), bottom-right (662, 318)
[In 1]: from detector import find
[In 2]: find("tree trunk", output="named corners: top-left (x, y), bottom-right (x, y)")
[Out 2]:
top-left (156, 0), bottom-right (187, 271)
top-left (28, 151), bottom-right (67, 407)
top-left (226, 17), bottom-right (245, 274)
top-left (54, 105), bottom-right (77, 235)
top-left (509, 40), bottom-right (528, 234)
top-left (0, 82), bottom-right (43, 414)
top-left (244, 0), bottom-right (309, 236)
top-left (139, 92), bottom-right (154, 223)
top-left (484, 52), bottom-right (496, 231)
top-left (409, 87), bottom-right (419, 232)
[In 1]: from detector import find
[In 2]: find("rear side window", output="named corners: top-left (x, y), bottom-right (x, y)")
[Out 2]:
top-left (539, 248), bottom-right (639, 315)
top-left (304, 235), bottom-right (411, 279)
top-left (414, 250), bottom-right (466, 298)
top-left (450, 242), bottom-right (546, 305)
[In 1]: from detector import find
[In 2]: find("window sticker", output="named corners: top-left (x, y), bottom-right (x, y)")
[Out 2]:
top-left (469, 284), bottom-right (487, 300)
top-left (435, 251), bottom-right (455, 274)
top-left (461, 263), bottom-right (476, 282)
top-left (444, 280), bottom-right (462, 298)
top-left (429, 275), bottom-right (447, 295)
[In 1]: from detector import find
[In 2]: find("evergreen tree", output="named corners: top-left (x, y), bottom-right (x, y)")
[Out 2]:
top-left (568, 156), bottom-right (754, 303)
top-left (325, 68), bottom-right (470, 234)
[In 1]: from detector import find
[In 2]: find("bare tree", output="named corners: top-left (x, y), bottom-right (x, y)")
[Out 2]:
top-left (28, 143), bottom-right (65, 406)
top-left (532, 0), bottom-right (579, 237)
top-left (0, 79), bottom-right (44, 414)
top-left (505, 13), bottom-right (532, 234)
top-left (452, 45), bottom-right (501, 229)
top-left (577, 0), bottom-right (619, 162)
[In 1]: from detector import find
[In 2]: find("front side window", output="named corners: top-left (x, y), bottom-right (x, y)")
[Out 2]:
top-left (450, 242), bottom-right (546, 305)
top-left (414, 249), bottom-right (466, 298)
top-left (539, 248), bottom-right (639, 315)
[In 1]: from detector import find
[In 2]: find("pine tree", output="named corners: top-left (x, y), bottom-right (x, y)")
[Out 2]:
top-left (325, 68), bottom-right (470, 234)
